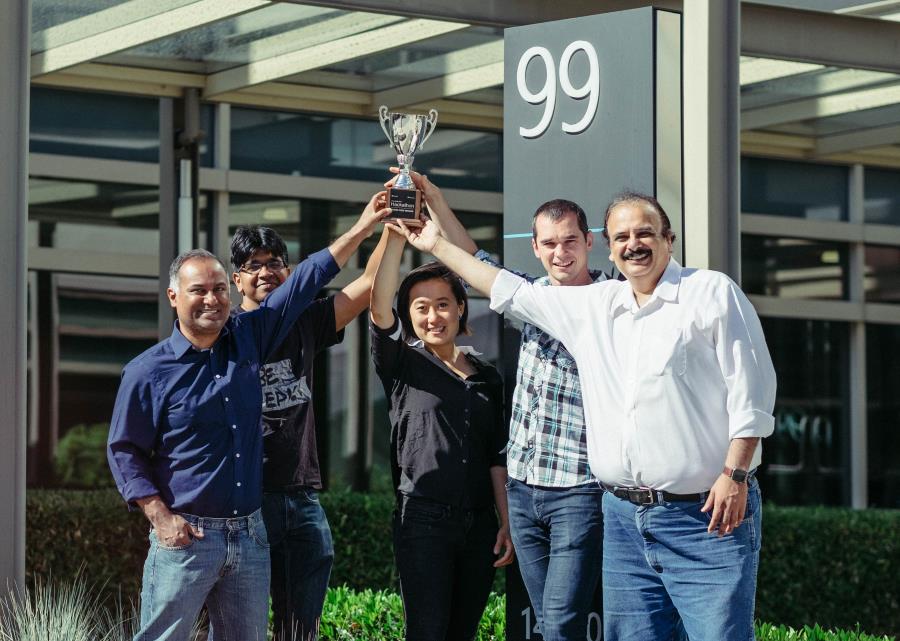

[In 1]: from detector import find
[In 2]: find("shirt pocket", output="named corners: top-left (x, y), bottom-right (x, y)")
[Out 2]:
top-left (645, 325), bottom-right (687, 376)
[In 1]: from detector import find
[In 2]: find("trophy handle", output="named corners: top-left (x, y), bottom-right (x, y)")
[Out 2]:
top-left (420, 109), bottom-right (439, 147)
top-left (378, 105), bottom-right (392, 142)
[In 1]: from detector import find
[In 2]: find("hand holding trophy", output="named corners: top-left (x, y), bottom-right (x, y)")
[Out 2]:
top-left (378, 105), bottom-right (438, 225)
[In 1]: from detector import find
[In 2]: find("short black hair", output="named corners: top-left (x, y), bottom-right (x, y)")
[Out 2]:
top-left (532, 199), bottom-right (590, 240)
top-left (396, 262), bottom-right (471, 339)
top-left (602, 192), bottom-right (676, 243)
top-left (168, 249), bottom-right (222, 292)
top-left (230, 226), bottom-right (289, 271)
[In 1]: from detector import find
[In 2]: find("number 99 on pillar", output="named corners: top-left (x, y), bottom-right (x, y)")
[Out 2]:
top-left (516, 40), bottom-right (600, 139)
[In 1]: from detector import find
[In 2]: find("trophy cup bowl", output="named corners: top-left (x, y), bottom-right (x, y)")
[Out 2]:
top-left (378, 105), bottom-right (438, 225)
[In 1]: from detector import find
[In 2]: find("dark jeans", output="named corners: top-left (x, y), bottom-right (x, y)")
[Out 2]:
top-left (393, 496), bottom-right (498, 641)
top-left (262, 490), bottom-right (335, 641)
top-left (506, 478), bottom-right (604, 641)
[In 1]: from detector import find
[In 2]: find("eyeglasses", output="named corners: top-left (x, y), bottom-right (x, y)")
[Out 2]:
top-left (240, 259), bottom-right (287, 274)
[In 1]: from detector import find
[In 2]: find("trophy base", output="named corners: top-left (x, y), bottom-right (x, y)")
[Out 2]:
top-left (386, 187), bottom-right (424, 226)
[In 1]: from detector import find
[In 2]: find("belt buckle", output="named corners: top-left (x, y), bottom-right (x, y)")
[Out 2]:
top-left (629, 488), bottom-right (655, 506)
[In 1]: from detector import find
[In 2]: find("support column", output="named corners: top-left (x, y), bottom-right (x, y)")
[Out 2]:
top-left (158, 92), bottom-right (202, 339)
top-left (158, 98), bottom-right (177, 339)
top-left (0, 0), bottom-right (31, 589)
top-left (682, 0), bottom-right (741, 280)
top-left (848, 164), bottom-right (868, 509)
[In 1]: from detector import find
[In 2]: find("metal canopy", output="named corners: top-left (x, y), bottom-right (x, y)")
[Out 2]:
top-left (27, 0), bottom-right (900, 165)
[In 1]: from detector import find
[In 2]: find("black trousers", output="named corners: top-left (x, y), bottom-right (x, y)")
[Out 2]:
top-left (393, 496), bottom-right (498, 641)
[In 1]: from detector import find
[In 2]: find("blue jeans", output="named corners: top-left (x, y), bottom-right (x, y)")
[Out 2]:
top-left (263, 490), bottom-right (335, 641)
top-left (135, 509), bottom-right (270, 641)
top-left (506, 478), bottom-right (604, 641)
top-left (602, 478), bottom-right (762, 641)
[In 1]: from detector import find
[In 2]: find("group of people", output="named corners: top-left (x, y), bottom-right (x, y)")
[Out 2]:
top-left (107, 170), bottom-right (776, 641)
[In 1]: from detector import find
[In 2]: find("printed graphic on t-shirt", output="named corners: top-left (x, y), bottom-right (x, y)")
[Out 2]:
top-left (259, 358), bottom-right (311, 418)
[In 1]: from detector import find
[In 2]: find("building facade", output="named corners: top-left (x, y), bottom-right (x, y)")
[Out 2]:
top-left (5, 3), bottom-right (900, 586)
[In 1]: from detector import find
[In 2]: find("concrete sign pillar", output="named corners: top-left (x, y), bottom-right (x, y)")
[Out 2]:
top-left (502, 8), bottom-right (683, 640)
top-left (0, 0), bottom-right (31, 590)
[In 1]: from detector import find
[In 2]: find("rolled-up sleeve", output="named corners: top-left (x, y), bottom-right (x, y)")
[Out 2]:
top-left (107, 364), bottom-right (160, 506)
top-left (715, 280), bottom-right (777, 440)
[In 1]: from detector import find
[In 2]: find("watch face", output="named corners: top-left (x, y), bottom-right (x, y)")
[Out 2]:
top-left (732, 469), bottom-right (748, 483)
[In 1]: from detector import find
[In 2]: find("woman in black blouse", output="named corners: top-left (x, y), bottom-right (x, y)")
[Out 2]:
top-left (370, 224), bottom-right (514, 641)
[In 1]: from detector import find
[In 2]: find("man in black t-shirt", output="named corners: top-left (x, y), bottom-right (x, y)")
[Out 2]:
top-left (231, 224), bottom-right (387, 641)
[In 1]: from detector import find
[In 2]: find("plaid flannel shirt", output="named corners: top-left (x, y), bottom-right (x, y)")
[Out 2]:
top-left (477, 250), bottom-right (607, 487)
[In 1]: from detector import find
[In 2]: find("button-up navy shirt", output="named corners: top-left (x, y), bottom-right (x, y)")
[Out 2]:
top-left (107, 248), bottom-right (339, 517)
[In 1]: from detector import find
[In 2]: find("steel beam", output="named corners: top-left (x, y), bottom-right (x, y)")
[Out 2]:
top-left (32, 0), bottom-right (270, 77)
top-left (205, 17), bottom-right (466, 97)
top-left (373, 60), bottom-right (503, 108)
top-left (742, 2), bottom-right (900, 74)
top-left (816, 123), bottom-right (900, 156)
top-left (281, 0), bottom-right (678, 27)
top-left (0, 0), bottom-right (29, 591)
top-left (742, 82), bottom-right (900, 131)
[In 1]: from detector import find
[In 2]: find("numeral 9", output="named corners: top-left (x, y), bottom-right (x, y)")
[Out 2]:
top-left (516, 41), bottom-right (600, 138)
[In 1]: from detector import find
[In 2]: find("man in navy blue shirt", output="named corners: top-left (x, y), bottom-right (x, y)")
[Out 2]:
top-left (107, 193), bottom-right (389, 641)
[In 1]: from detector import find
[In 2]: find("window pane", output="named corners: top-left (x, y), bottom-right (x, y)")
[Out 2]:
top-left (27, 272), bottom-right (158, 484)
top-left (864, 167), bottom-right (900, 226)
top-left (31, 88), bottom-right (161, 162)
top-left (741, 157), bottom-right (848, 221)
top-left (757, 317), bottom-right (850, 506)
top-left (867, 323), bottom-right (900, 509)
top-left (864, 245), bottom-right (900, 303)
top-left (29, 178), bottom-right (160, 255)
top-left (742, 235), bottom-right (848, 300)
top-left (231, 108), bottom-right (501, 191)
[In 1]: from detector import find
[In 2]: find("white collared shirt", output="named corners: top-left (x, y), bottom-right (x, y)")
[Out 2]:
top-left (490, 258), bottom-right (776, 494)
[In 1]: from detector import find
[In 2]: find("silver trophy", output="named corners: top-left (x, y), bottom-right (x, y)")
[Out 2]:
top-left (378, 105), bottom-right (439, 224)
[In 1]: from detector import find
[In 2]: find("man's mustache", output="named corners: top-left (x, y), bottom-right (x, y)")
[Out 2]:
top-left (622, 247), bottom-right (652, 260)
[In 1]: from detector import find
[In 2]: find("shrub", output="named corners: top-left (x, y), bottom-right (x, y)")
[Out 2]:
top-left (758, 505), bottom-right (900, 636)
top-left (53, 423), bottom-right (115, 489)
top-left (26, 491), bottom-right (900, 636)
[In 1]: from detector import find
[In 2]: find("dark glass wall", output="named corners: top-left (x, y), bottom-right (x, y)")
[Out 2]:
top-left (741, 157), bottom-right (848, 221)
top-left (757, 317), bottom-right (851, 506)
top-left (742, 235), bottom-right (848, 300)
top-left (866, 323), bottom-right (900, 509)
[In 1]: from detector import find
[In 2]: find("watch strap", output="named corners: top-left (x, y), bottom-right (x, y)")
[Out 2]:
top-left (723, 466), bottom-right (749, 483)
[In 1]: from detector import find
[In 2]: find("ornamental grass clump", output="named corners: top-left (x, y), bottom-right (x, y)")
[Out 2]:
top-left (0, 576), bottom-right (130, 641)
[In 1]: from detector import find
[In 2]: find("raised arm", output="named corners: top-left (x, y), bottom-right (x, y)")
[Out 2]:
top-left (394, 219), bottom-right (500, 296)
top-left (387, 168), bottom-right (477, 254)
top-left (254, 192), bottom-right (390, 359)
top-left (333, 216), bottom-right (390, 331)
top-left (329, 191), bottom-right (391, 268)
top-left (370, 226), bottom-right (406, 329)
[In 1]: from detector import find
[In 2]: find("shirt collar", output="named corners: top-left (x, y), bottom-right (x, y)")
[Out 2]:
top-left (535, 269), bottom-right (607, 287)
top-left (612, 258), bottom-right (683, 313)
top-left (408, 339), bottom-right (482, 357)
top-left (169, 320), bottom-right (230, 358)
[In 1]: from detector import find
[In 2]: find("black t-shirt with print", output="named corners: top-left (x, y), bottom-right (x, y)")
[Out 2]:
top-left (232, 297), bottom-right (342, 491)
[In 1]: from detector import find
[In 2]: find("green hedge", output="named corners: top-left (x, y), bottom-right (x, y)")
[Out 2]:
top-left (757, 506), bottom-right (900, 636)
top-left (27, 490), bottom-right (899, 636)
top-left (320, 589), bottom-right (893, 641)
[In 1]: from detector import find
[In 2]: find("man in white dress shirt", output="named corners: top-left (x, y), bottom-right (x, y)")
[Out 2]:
top-left (390, 192), bottom-right (776, 641)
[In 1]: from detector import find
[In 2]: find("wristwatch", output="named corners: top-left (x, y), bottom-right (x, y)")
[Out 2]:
top-left (723, 466), bottom-right (749, 483)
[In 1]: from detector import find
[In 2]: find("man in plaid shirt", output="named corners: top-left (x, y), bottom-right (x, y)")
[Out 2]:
top-left (400, 171), bottom-right (605, 641)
